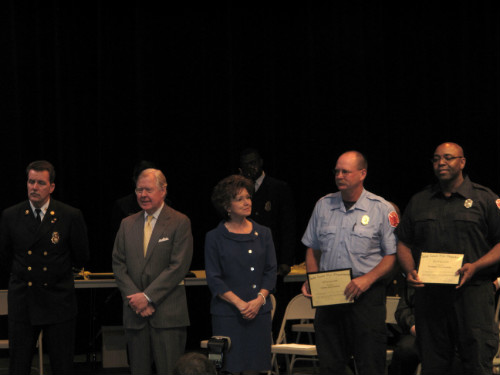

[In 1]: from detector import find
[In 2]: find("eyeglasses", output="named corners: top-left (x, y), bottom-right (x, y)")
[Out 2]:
top-left (135, 187), bottom-right (156, 195)
top-left (430, 155), bottom-right (464, 164)
top-left (332, 169), bottom-right (363, 176)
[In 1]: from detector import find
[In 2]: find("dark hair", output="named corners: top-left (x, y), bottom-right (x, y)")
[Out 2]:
top-left (173, 352), bottom-right (217, 375)
top-left (211, 175), bottom-right (254, 219)
top-left (239, 147), bottom-right (261, 163)
top-left (26, 160), bottom-right (56, 183)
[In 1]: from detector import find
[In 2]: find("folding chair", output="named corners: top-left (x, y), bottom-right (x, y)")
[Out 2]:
top-left (0, 290), bottom-right (44, 375)
top-left (285, 295), bottom-right (401, 375)
top-left (492, 294), bottom-right (500, 372)
top-left (385, 295), bottom-right (400, 364)
top-left (269, 294), bottom-right (317, 375)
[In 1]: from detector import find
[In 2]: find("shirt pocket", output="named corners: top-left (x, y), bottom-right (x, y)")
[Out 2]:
top-left (350, 225), bottom-right (379, 256)
top-left (413, 212), bottom-right (438, 244)
top-left (318, 225), bottom-right (338, 252)
top-left (453, 211), bottom-right (482, 246)
top-left (453, 211), bottom-right (480, 226)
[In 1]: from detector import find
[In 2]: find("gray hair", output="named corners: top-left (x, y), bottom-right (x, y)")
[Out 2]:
top-left (138, 168), bottom-right (167, 190)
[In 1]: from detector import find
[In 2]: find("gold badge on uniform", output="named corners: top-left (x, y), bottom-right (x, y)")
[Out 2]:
top-left (264, 201), bottom-right (272, 212)
top-left (361, 215), bottom-right (370, 225)
top-left (50, 211), bottom-right (55, 216)
top-left (25, 210), bottom-right (30, 215)
top-left (51, 232), bottom-right (60, 244)
top-left (464, 199), bottom-right (473, 208)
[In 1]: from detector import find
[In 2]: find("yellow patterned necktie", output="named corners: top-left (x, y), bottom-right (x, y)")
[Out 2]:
top-left (143, 215), bottom-right (153, 257)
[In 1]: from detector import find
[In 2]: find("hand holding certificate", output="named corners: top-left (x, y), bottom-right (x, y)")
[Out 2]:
top-left (307, 269), bottom-right (353, 307)
top-left (418, 252), bottom-right (464, 285)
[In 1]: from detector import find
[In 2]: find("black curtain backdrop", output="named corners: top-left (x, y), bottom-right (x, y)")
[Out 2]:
top-left (3, 2), bottom-right (500, 272)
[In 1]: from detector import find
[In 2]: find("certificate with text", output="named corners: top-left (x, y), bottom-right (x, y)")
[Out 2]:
top-left (418, 252), bottom-right (464, 285)
top-left (307, 269), bottom-right (353, 307)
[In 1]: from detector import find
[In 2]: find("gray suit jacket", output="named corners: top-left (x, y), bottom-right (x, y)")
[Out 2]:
top-left (112, 204), bottom-right (193, 329)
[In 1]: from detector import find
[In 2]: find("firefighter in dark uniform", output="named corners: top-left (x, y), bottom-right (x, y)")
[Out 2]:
top-left (396, 143), bottom-right (500, 375)
top-left (0, 160), bottom-right (89, 375)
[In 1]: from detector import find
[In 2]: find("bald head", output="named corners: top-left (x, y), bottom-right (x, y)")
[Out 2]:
top-left (434, 142), bottom-right (464, 158)
top-left (339, 151), bottom-right (368, 171)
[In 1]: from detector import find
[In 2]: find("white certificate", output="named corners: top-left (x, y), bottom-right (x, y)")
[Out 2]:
top-left (418, 252), bottom-right (464, 285)
top-left (307, 269), bottom-right (353, 307)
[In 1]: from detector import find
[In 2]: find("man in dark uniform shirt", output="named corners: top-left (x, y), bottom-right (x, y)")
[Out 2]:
top-left (239, 148), bottom-right (296, 275)
top-left (396, 142), bottom-right (500, 375)
top-left (0, 160), bottom-right (89, 375)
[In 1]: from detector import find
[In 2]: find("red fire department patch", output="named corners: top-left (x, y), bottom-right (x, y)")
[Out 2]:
top-left (388, 211), bottom-right (399, 228)
top-left (496, 199), bottom-right (500, 210)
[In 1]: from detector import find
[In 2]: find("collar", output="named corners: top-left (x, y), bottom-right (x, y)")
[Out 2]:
top-left (254, 171), bottom-right (265, 192)
top-left (29, 199), bottom-right (50, 216)
top-left (144, 202), bottom-right (164, 220)
top-left (330, 189), bottom-right (369, 212)
top-left (431, 175), bottom-right (473, 199)
top-left (348, 189), bottom-right (369, 211)
top-left (219, 219), bottom-right (260, 242)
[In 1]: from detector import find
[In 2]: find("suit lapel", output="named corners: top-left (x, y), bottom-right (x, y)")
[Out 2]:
top-left (255, 175), bottom-right (268, 199)
top-left (22, 202), bottom-right (38, 232)
top-left (144, 205), bottom-right (169, 263)
top-left (24, 200), bottom-right (58, 247)
top-left (133, 213), bottom-right (147, 267)
top-left (37, 200), bottom-right (59, 243)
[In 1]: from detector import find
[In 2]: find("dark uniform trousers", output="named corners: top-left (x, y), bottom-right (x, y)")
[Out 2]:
top-left (415, 282), bottom-right (499, 375)
top-left (9, 318), bottom-right (75, 375)
top-left (314, 282), bottom-right (387, 375)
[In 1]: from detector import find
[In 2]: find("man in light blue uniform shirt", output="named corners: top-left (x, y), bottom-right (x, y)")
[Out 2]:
top-left (302, 151), bottom-right (398, 375)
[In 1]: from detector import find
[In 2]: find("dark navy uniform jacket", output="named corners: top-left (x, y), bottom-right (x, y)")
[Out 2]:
top-left (0, 199), bottom-right (89, 325)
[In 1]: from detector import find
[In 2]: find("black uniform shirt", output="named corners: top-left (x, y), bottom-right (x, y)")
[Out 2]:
top-left (396, 176), bottom-right (500, 280)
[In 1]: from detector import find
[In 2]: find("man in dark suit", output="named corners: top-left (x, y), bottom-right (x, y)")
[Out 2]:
top-left (0, 160), bottom-right (89, 375)
top-left (239, 148), bottom-right (296, 275)
top-left (112, 168), bottom-right (193, 375)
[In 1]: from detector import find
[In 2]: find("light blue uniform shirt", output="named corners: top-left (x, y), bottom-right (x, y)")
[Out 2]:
top-left (302, 189), bottom-right (397, 277)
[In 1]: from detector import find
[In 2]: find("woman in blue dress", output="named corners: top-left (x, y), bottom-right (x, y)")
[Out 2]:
top-left (205, 175), bottom-right (277, 375)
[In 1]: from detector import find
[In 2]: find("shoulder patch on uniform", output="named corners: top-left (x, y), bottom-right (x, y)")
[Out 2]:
top-left (388, 211), bottom-right (399, 228)
top-left (496, 199), bottom-right (500, 210)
